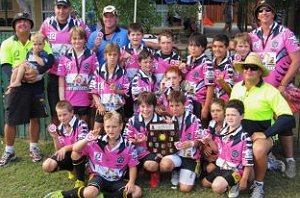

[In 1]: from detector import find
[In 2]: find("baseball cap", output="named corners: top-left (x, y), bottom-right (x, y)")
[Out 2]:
top-left (12, 12), bottom-right (34, 29)
top-left (55, 0), bottom-right (71, 6)
top-left (102, 5), bottom-right (118, 16)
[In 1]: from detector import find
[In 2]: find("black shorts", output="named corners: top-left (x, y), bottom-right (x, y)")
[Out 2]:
top-left (94, 108), bottom-right (124, 124)
top-left (51, 151), bottom-right (73, 171)
top-left (5, 90), bottom-right (48, 125)
top-left (73, 106), bottom-right (90, 116)
top-left (47, 74), bottom-right (59, 117)
top-left (88, 175), bottom-right (126, 195)
top-left (140, 153), bottom-right (161, 165)
top-left (180, 157), bottom-right (198, 172)
top-left (205, 167), bottom-right (240, 186)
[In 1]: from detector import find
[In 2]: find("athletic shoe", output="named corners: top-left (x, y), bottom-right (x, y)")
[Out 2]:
top-left (0, 151), bottom-right (17, 167)
top-left (228, 184), bottom-right (239, 198)
top-left (170, 169), bottom-right (179, 189)
top-left (30, 147), bottom-right (42, 162)
top-left (67, 171), bottom-right (75, 180)
top-left (150, 172), bottom-right (160, 188)
top-left (74, 179), bottom-right (85, 188)
top-left (285, 160), bottom-right (296, 178)
top-left (268, 158), bottom-right (286, 173)
top-left (43, 191), bottom-right (63, 198)
top-left (250, 183), bottom-right (264, 198)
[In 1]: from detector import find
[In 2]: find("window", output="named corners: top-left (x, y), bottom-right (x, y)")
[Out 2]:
top-left (42, 0), bottom-right (55, 20)
top-left (0, 0), bottom-right (12, 10)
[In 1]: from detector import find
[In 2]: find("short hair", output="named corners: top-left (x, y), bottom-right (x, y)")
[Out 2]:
top-left (188, 32), bottom-right (208, 49)
top-left (211, 98), bottom-right (226, 111)
top-left (128, 22), bottom-right (144, 34)
top-left (104, 111), bottom-right (123, 125)
top-left (138, 49), bottom-right (152, 62)
top-left (213, 34), bottom-right (230, 47)
top-left (165, 66), bottom-right (183, 79)
top-left (56, 100), bottom-right (73, 112)
top-left (137, 91), bottom-right (157, 107)
top-left (69, 26), bottom-right (87, 40)
top-left (158, 30), bottom-right (174, 42)
top-left (167, 90), bottom-right (186, 105)
top-left (233, 32), bottom-right (252, 48)
top-left (104, 42), bottom-right (120, 57)
top-left (31, 32), bottom-right (46, 43)
top-left (226, 99), bottom-right (245, 115)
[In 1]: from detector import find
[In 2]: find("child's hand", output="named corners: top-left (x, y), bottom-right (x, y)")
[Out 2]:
top-left (178, 62), bottom-right (187, 71)
top-left (176, 140), bottom-right (194, 150)
top-left (124, 181), bottom-right (135, 195)
top-left (203, 145), bottom-right (213, 157)
top-left (216, 72), bottom-right (225, 85)
top-left (55, 147), bottom-right (67, 161)
top-left (96, 104), bottom-right (106, 116)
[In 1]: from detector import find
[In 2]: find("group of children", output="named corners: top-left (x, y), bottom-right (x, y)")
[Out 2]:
top-left (8, 22), bottom-right (282, 198)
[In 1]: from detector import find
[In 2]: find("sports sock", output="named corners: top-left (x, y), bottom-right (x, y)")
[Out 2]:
top-left (254, 180), bottom-right (264, 188)
top-left (286, 158), bottom-right (295, 162)
top-left (73, 157), bottom-right (86, 181)
top-left (5, 146), bottom-right (15, 154)
top-left (29, 143), bottom-right (38, 152)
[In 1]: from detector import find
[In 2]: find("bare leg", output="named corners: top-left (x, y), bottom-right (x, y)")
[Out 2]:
top-left (9, 65), bottom-right (26, 88)
top-left (4, 124), bottom-right (16, 146)
top-left (29, 118), bottom-right (40, 143)
top-left (279, 135), bottom-right (294, 158)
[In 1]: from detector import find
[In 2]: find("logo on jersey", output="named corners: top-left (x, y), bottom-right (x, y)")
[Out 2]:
top-left (94, 152), bottom-right (103, 162)
top-left (117, 156), bottom-right (124, 164)
top-left (186, 133), bottom-right (192, 140)
top-left (84, 63), bottom-right (90, 70)
top-left (66, 62), bottom-right (72, 71)
top-left (232, 150), bottom-right (239, 158)
top-left (272, 41), bottom-right (278, 48)
top-left (116, 38), bottom-right (121, 44)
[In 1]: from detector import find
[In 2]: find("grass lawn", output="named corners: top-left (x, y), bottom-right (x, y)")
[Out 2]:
top-left (0, 138), bottom-right (300, 198)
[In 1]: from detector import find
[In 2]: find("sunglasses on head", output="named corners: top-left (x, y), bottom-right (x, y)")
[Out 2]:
top-left (243, 64), bottom-right (260, 71)
top-left (258, 8), bottom-right (272, 13)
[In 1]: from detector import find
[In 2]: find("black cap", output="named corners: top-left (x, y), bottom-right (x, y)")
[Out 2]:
top-left (254, 0), bottom-right (277, 21)
top-left (12, 12), bottom-right (34, 29)
top-left (55, 0), bottom-right (71, 6)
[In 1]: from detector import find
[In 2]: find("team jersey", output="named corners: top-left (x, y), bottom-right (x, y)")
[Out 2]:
top-left (215, 125), bottom-right (253, 176)
top-left (26, 49), bottom-right (49, 82)
top-left (89, 64), bottom-right (130, 111)
top-left (57, 48), bottom-right (98, 107)
top-left (123, 113), bottom-right (165, 160)
top-left (152, 50), bottom-right (181, 83)
top-left (87, 27), bottom-right (129, 65)
top-left (213, 56), bottom-right (234, 102)
top-left (40, 15), bottom-right (90, 75)
top-left (81, 135), bottom-right (138, 181)
top-left (121, 43), bottom-right (152, 80)
top-left (56, 116), bottom-right (88, 146)
top-left (171, 112), bottom-right (206, 160)
top-left (249, 22), bottom-right (300, 87)
top-left (182, 54), bottom-right (214, 104)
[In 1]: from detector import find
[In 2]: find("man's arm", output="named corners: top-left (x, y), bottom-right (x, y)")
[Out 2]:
top-left (1, 63), bottom-right (13, 78)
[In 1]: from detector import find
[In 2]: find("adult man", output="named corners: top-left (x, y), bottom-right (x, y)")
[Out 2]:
top-left (40, 0), bottom-right (90, 125)
top-left (0, 12), bottom-right (54, 166)
top-left (87, 5), bottom-right (129, 65)
top-left (249, 0), bottom-right (300, 179)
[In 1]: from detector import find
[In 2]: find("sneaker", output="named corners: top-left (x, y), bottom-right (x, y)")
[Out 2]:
top-left (170, 169), bottom-right (179, 189)
top-left (228, 184), bottom-right (239, 198)
top-left (285, 160), bottom-right (296, 178)
top-left (0, 152), bottom-right (17, 167)
top-left (44, 191), bottom-right (63, 198)
top-left (67, 171), bottom-right (75, 180)
top-left (250, 183), bottom-right (264, 198)
top-left (268, 158), bottom-right (286, 173)
top-left (150, 172), bottom-right (160, 188)
top-left (30, 147), bottom-right (42, 162)
top-left (268, 152), bottom-right (277, 160)
top-left (74, 179), bottom-right (85, 188)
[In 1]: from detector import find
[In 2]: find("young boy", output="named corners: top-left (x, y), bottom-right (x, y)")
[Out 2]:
top-left (6, 32), bottom-right (49, 94)
top-left (124, 92), bottom-right (164, 188)
top-left (153, 30), bottom-right (181, 84)
top-left (42, 100), bottom-right (89, 188)
top-left (46, 111), bottom-right (142, 198)
top-left (131, 50), bottom-right (158, 113)
top-left (180, 32), bottom-right (215, 123)
top-left (202, 99), bottom-right (253, 198)
top-left (89, 43), bottom-right (130, 132)
top-left (160, 90), bottom-right (207, 192)
top-left (212, 34), bottom-right (234, 103)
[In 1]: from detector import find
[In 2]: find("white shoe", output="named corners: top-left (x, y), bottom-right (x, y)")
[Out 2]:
top-left (228, 184), bottom-right (239, 198)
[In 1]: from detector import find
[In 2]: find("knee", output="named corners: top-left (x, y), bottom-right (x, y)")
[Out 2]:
top-left (83, 186), bottom-right (99, 198)
top-left (71, 151), bottom-right (82, 160)
top-left (201, 178), bottom-right (211, 188)
top-left (211, 182), bottom-right (226, 195)
top-left (132, 185), bottom-right (142, 198)
top-left (179, 184), bottom-right (193, 193)
top-left (42, 158), bottom-right (57, 173)
top-left (144, 161), bottom-right (158, 172)
top-left (159, 159), bottom-right (173, 172)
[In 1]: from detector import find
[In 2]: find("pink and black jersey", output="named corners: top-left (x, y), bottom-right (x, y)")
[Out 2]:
top-left (123, 113), bottom-right (164, 160)
top-left (183, 54), bottom-right (214, 104)
top-left (152, 50), bottom-right (181, 83)
top-left (215, 125), bottom-right (253, 175)
top-left (81, 135), bottom-right (138, 181)
top-left (213, 57), bottom-right (234, 102)
top-left (250, 22), bottom-right (300, 87)
top-left (40, 16), bottom-right (90, 75)
top-left (121, 43), bottom-right (152, 80)
top-left (171, 112), bottom-right (206, 160)
top-left (57, 116), bottom-right (88, 146)
top-left (57, 48), bottom-right (98, 107)
top-left (89, 64), bottom-right (130, 111)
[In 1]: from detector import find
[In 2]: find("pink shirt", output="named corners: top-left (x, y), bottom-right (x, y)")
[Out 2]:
top-left (57, 48), bottom-right (98, 107)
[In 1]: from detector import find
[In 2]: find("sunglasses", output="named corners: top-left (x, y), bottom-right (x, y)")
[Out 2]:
top-left (258, 8), bottom-right (272, 13)
top-left (243, 64), bottom-right (260, 71)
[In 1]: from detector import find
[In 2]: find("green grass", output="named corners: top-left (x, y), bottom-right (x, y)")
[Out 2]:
top-left (0, 138), bottom-right (300, 198)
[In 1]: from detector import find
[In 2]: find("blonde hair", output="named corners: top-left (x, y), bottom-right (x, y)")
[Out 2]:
top-left (69, 26), bottom-right (87, 40)
top-left (233, 32), bottom-right (252, 48)
top-left (104, 42), bottom-right (120, 57)
top-left (56, 100), bottom-right (73, 112)
top-left (31, 32), bottom-right (45, 43)
top-left (104, 111), bottom-right (122, 125)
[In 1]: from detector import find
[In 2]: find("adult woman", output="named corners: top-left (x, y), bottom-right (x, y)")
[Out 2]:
top-left (249, 0), bottom-right (300, 179)
top-left (231, 52), bottom-right (295, 198)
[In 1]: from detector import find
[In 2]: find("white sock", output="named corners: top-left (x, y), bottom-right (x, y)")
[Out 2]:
top-left (286, 158), bottom-right (295, 162)
top-left (254, 181), bottom-right (264, 188)
top-left (29, 143), bottom-right (38, 151)
top-left (5, 146), bottom-right (15, 154)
